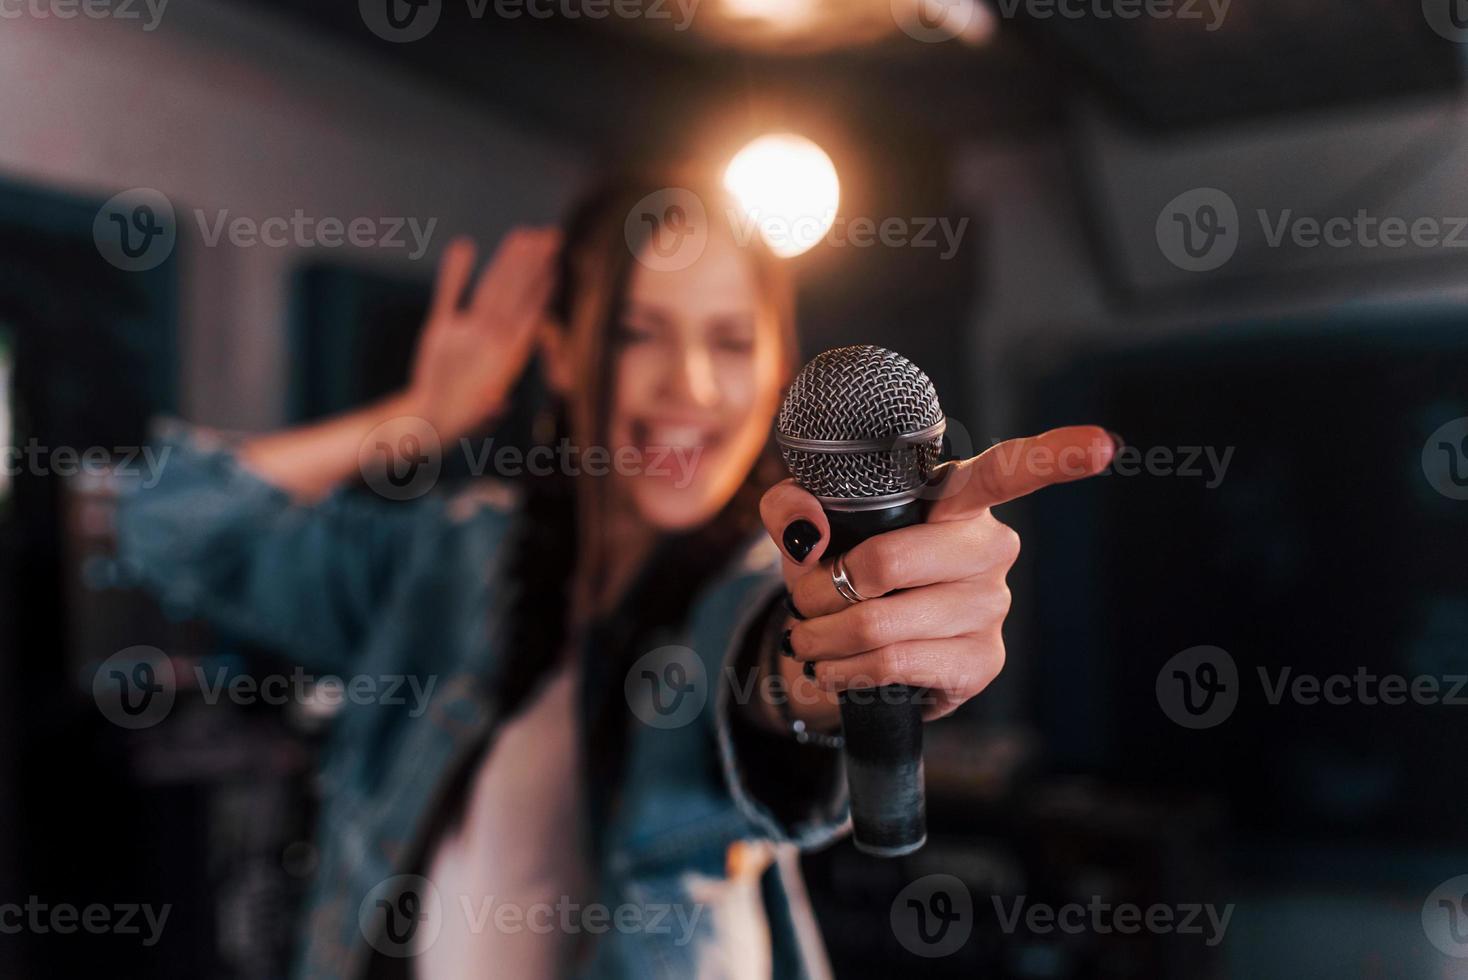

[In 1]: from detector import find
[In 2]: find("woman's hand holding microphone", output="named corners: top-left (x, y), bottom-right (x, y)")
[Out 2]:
top-left (754, 426), bottom-right (1118, 730)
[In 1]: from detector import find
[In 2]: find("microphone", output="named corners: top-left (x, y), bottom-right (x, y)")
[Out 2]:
top-left (776, 344), bottom-right (946, 857)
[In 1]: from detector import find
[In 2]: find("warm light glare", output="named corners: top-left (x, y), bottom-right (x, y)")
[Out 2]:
top-left (720, 0), bottom-right (817, 27)
top-left (723, 133), bottom-right (840, 259)
top-left (900, 0), bottom-right (997, 44)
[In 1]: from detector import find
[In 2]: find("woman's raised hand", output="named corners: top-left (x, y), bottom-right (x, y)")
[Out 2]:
top-left (407, 229), bottom-right (561, 440)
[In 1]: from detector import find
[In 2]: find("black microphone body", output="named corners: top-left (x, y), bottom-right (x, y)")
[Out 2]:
top-left (775, 344), bottom-right (947, 858)
top-left (824, 501), bottom-right (928, 856)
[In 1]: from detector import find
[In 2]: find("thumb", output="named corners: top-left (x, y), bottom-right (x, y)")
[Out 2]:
top-left (758, 479), bottom-right (830, 577)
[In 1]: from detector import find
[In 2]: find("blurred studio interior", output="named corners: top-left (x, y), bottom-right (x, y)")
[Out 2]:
top-left (4, 0), bottom-right (1468, 978)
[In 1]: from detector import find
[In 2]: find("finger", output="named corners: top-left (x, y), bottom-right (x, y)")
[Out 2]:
top-left (807, 635), bottom-right (1004, 702)
top-left (789, 515), bottom-right (1019, 619)
top-left (788, 580), bottom-right (1008, 661)
top-left (471, 227), bottom-right (559, 319)
top-left (927, 425), bottom-right (1117, 522)
top-left (759, 479), bottom-right (830, 572)
top-left (920, 691), bottom-right (967, 723)
top-left (430, 236), bottom-right (477, 323)
top-left (481, 236), bottom-right (556, 354)
top-left (504, 232), bottom-right (560, 325)
top-left (462, 228), bottom-right (531, 319)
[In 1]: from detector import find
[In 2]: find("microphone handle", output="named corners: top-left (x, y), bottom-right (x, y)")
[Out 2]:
top-left (824, 500), bottom-right (927, 857)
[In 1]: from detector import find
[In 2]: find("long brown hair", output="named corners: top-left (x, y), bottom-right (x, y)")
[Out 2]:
top-left (496, 174), bottom-right (798, 838)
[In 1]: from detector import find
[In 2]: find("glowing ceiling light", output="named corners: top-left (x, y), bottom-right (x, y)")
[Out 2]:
top-left (723, 133), bottom-right (840, 259)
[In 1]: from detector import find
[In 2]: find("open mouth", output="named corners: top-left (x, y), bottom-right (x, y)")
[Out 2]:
top-left (629, 418), bottom-right (723, 455)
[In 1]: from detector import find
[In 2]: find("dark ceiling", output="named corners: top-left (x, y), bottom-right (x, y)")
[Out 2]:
top-left (249, 0), bottom-right (1462, 157)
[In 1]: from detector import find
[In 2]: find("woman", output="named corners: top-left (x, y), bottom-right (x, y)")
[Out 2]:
top-left (116, 176), bottom-right (1115, 979)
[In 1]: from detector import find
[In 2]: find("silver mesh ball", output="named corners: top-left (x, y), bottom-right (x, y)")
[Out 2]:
top-left (777, 345), bottom-right (945, 501)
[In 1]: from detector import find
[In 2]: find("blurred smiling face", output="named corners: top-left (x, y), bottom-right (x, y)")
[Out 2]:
top-left (609, 232), bottom-right (786, 530)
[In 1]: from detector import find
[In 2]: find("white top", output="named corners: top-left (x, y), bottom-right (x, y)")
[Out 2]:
top-left (414, 663), bottom-right (587, 978)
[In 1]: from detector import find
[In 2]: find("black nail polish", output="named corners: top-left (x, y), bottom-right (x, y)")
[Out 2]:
top-left (782, 519), bottom-right (821, 563)
top-left (783, 590), bottom-right (806, 621)
top-left (803, 660), bottom-right (817, 680)
top-left (780, 629), bottom-right (795, 658)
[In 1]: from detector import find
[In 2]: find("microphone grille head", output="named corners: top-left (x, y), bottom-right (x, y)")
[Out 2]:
top-left (777, 345), bottom-right (945, 504)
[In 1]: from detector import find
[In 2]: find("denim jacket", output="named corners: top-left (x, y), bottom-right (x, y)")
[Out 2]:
top-left (115, 422), bottom-right (851, 980)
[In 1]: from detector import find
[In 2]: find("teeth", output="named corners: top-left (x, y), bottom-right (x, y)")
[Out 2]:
top-left (643, 423), bottom-right (712, 449)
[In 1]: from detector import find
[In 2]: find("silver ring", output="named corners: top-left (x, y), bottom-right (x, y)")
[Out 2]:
top-left (831, 554), bottom-right (870, 604)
